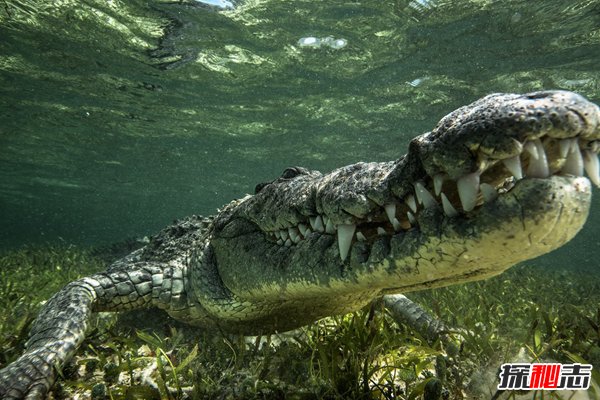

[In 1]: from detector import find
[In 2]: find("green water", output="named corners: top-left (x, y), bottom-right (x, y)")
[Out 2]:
top-left (1, 0), bottom-right (599, 268)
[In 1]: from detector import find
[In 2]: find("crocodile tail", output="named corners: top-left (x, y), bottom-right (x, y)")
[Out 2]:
top-left (0, 261), bottom-right (180, 400)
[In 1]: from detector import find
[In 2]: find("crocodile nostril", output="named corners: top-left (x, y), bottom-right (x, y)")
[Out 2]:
top-left (526, 91), bottom-right (552, 99)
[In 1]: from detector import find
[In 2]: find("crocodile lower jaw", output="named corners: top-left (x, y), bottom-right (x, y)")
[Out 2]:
top-left (370, 175), bottom-right (592, 293)
top-left (266, 134), bottom-right (598, 261)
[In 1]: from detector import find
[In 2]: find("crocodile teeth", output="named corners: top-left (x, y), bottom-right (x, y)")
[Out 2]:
top-left (337, 224), bottom-right (356, 261)
top-left (384, 203), bottom-right (396, 223)
top-left (406, 195), bottom-right (417, 213)
top-left (440, 193), bottom-right (458, 217)
top-left (480, 183), bottom-right (498, 202)
top-left (414, 181), bottom-right (437, 208)
top-left (583, 150), bottom-right (600, 187)
top-left (289, 227), bottom-right (300, 244)
top-left (559, 139), bottom-right (572, 158)
top-left (433, 174), bottom-right (445, 196)
top-left (280, 229), bottom-right (289, 240)
top-left (284, 238), bottom-right (292, 247)
top-left (356, 231), bottom-right (366, 241)
top-left (311, 216), bottom-right (324, 232)
top-left (526, 139), bottom-right (549, 178)
top-left (457, 172), bottom-right (480, 212)
top-left (563, 140), bottom-right (583, 176)
top-left (502, 156), bottom-right (523, 180)
top-left (274, 231), bottom-right (282, 240)
top-left (511, 138), bottom-right (524, 154)
top-left (298, 223), bottom-right (308, 237)
top-left (277, 238), bottom-right (283, 245)
top-left (384, 203), bottom-right (401, 230)
top-left (377, 227), bottom-right (386, 236)
top-left (325, 219), bottom-right (336, 234)
top-left (524, 141), bottom-right (539, 160)
top-left (407, 211), bottom-right (416, 224)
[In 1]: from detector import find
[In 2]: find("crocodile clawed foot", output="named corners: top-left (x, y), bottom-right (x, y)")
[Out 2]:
top-left (0, 350), bottom-right (58, 400)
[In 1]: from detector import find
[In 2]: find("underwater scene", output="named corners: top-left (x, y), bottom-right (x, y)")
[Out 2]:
top-left (1, 0), bottom-right (600, 399)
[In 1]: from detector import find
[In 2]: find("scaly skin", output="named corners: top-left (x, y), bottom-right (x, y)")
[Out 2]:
top-left (1, 90), bottom-right (599, 399)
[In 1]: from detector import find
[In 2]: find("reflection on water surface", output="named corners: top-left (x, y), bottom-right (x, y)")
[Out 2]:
top-left (0, 0), bottom-right (598, 262)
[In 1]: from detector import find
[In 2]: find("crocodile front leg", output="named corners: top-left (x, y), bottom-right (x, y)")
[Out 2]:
top-left (0, 280), bottom-right (96, 399)
top-left (383, 294), bottom-right (449, 344)
top-left (383, 295), bottom-right (460, 400)
top-left (0, 262), bottom-right (182, 400)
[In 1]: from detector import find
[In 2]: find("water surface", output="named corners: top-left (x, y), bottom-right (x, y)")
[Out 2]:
top-left (1, 0), bottom-right (599, 268)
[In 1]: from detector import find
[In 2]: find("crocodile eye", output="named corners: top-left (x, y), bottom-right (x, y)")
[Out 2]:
top-left (255, 167), bottom-right (309, 194)
top-left (280, 166), bottom-right (309, 179)
top-left (254, 182), bottom-right (270, 194)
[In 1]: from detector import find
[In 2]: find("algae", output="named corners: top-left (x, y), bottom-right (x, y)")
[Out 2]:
top-left (1, 245), bottom-right (598, 399)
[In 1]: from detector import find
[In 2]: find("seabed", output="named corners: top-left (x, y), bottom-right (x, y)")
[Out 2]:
top-left (1, 245), bottom-right (599, 399)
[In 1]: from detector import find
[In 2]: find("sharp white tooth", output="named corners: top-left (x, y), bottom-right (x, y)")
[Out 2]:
top-left (391, 218), bottom-right (401, 231)
top-left (284, 238), bottom-right (292, 247)
top-left (356, 231), bottom-right (366, 241)
top-left (377, 227), bottom-right (386, 236)
top-left (563, 143), bottom-right (584, 176)
top-left (414, 181), bottom-right (437, 208)
top-left (280, 229), bottom-right (288, 240)
top-left (526, 139), bottom-right (549, 178)
top-left (314, 216), bottom-right (325, 232)
top-left (298, 223), bottom-right (308, 237)
top-left (524, 141), bottom-right (539, 160)
top-left (480, 183), bottom-right (498, 202)
top-left (511, 138), bottom-right (524, 154)
top-left (384, 203), bottom-right (396, 224)
top-left (325, 219), bottom-right (336, 234)
top-left (414, 184), bottom-right (423, 204)
top-left (559, 139), bottom-right (572, 158)
top-left (406, 195), bottom-right (417, 213)
top-left (277, 239), bottom-right (283, 245)
top-left (407, 211), bottom-right (416, 224)
top-left (274, 231), bottom-right (282, 240)
top-left (569, 138), bottom-right (580, 154)
top-left (457, 172), bottom-right (480, 212)
top-left (433, 174), bottom-right (445, 196)
top-left (591, 141), bottom-right (600, 153)
top-left (583, 150), bottom-right (600, 187)
top-left (502, 156), bottom-right (523, 180)
top-left (304, 227), bottom-right (312, 236)
top-left (337, 224), bottom-right (356, 261)
top-left (289, 227), bottom-right (300, 243)
top-left (440, 193), bottom-right (458, 217)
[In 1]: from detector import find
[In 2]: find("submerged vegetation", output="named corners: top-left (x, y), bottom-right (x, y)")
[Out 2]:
top-left (0, 245), bottom-right (599, 399)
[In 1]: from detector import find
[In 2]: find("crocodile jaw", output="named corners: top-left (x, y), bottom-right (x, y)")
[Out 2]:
top-left (215, 175), bottom-right (591, 299)
top-left (210, 91), bottom-right (598, 307)
top-left (373, 175), bottom-right (591, 294)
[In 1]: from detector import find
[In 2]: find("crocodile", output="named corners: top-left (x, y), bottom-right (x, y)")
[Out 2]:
top-left (1, 90), bottom-right (599, 399)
